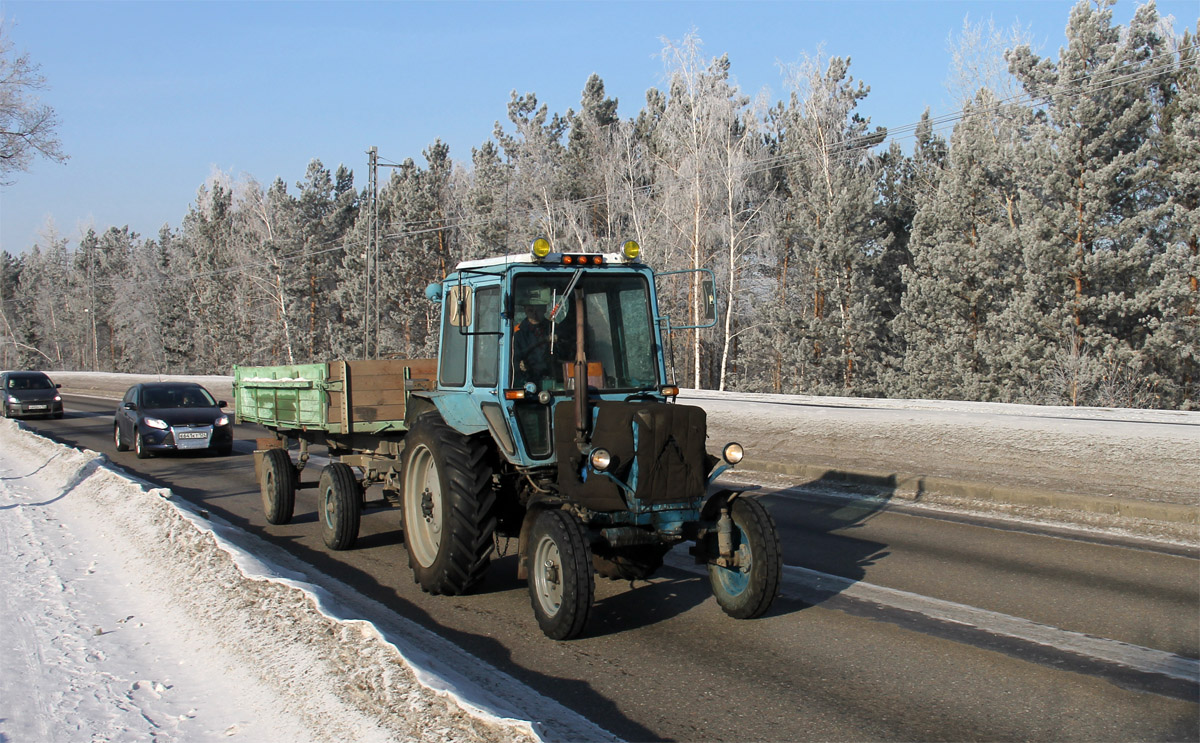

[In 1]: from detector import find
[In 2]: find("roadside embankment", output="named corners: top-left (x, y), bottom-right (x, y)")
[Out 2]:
top-left (685, 389), bottom-right (1199, 544)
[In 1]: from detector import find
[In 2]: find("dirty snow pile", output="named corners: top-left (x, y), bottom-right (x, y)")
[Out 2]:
top-left (0, 419), bottom-right (575, 743)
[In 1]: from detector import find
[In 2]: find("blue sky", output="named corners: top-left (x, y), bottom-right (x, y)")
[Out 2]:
top-left (1, 0), bottom-right (1193, 254)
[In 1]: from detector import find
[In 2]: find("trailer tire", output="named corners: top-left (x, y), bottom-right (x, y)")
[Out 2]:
top-left (528, 509), bottom-right (595, 640)
top-left (319, 462), bottom-right (361, 550)
top-left (401, 413), bottom-right (496, 595)
top-left (707, 497), bottom-right (782, 620)
top-left (260, 448), bottom-right (297, 525)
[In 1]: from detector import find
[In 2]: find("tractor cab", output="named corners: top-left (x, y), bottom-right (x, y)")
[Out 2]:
top-left (422, 239), bottom-right (691, 471)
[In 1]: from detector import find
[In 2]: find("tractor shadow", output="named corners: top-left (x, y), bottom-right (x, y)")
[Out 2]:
top-left (756, 471), bottom-right (899, 605)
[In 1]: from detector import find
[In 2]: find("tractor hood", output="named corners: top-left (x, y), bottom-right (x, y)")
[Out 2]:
top-left (554, 400), bottom-right (714, 513)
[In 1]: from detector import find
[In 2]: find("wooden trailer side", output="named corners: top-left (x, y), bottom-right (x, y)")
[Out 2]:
top-left (326, 358), bottom-right (436, 433)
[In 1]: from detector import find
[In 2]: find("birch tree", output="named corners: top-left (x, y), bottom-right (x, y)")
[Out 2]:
top-left (653, 34), bottom-right (756, 387)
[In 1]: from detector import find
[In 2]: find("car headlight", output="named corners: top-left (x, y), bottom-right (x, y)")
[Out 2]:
top-left (54, 395), bottom-right (62, 402)
top-left (6, 396), bottom-right (16, 404)
top-left (144, 417), bottom-right (169, 430)
top-left (722, 442), bottom-right (744, 465)
top-left (215, 415), bottom-right (230, 426)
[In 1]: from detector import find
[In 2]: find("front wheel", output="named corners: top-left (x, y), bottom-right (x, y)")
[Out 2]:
top-left (319, 462), bottom-right (361, 550)
top-left (260, 448), bottom-right (297, 525)
top-left (707, 497), bottom-right (782, 620)
top-left (528, 509), bottom-right (595, 640)
top-left (134, 427), bottom-right (152, 459)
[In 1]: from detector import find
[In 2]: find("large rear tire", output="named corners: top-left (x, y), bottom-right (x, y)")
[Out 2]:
top-left (707, 497), bottom-right (782, 620)
top-left (260, 448), bottom-right (297, 525)
top-left (400, 413), bottom-right (496, 595)
top-left (319, 462), bottom-right (362, 550)
top-left (528, 509), bottom-right (595, 640)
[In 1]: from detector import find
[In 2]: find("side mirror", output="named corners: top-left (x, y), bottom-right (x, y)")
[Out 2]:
top-left (122, 402), bottom-right (136, 411)
top-left (55, 383), bottom-right (62, 389)
top-left (702, 278), bottom-right (716, 322)
top-left (448, 285), bottom-right (473, 327)
top-left (217, 400), bottom-right (228, 408)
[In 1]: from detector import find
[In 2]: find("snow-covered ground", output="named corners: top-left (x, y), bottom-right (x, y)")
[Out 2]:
top-left (0, 419), bottom-right (613, 743)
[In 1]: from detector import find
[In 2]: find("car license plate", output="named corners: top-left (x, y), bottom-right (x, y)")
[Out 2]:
top-left (177, 432), bottom-right (208, 440)
top-left (28, 404), bottom-right (48, 410)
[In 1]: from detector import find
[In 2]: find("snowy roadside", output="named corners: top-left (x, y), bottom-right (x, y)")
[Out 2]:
top-left (0, 419), bottom-right (614, 743)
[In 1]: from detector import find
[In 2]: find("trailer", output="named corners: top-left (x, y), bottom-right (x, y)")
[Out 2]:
top-left (234, 358), bottom-right (435, 549)
top-left (235, 239), bottom-right (781, 640)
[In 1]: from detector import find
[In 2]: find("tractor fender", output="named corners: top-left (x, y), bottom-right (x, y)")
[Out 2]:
top-left (409, 391), bottom-right (489, 436)
top-left (700, 489), bottom-right (743, 522)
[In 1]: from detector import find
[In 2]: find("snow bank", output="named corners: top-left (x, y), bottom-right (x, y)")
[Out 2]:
top-left (0, 419), bottom-right (567, 742)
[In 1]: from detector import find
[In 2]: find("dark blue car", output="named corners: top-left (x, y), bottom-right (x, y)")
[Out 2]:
top-left (114, 382), bottom-right (233, 458)
top-left (2, 370), bottom-right (64, 419)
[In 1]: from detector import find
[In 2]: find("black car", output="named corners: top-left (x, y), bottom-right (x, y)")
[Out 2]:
top-left (114, 382), bottom-right (233, 458)
top-left (2, 370), bottom-right (64, 419)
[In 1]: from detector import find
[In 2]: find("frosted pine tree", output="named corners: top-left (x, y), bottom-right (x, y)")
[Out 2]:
top-left (1006, 0), bottom-right (1177, 406)
top-left (1144, 27), bottom-right (1200, 407)
top-left (896, 92), bottom-right (1030, 400)
top-left (772, 53), bottom-right (887, 394)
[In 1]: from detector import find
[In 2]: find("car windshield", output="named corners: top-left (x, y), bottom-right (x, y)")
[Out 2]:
top-left (143, 386), bottom-right (215, 409)
top-left (510, 272), bottom-right (658, 391)
top-left (7, 375), bottom-right (52, 390)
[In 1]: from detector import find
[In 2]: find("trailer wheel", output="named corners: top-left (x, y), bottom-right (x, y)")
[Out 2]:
top-left (319, 462), bottom-right (361, 550)
top-left (707, 497), bottom-right (782, 620)
top-left (260, 448), bottom-right (297, 525)
top-left (528, 509), bottom-right (595, 640)
top-left (400, 413), bottom-right (496, 595)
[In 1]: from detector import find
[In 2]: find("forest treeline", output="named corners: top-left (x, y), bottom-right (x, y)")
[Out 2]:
top-left (2, 1), bottom-right (1197, 408)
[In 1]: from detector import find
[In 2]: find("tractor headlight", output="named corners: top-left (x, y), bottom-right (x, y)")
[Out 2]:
top-left (621, 239), bottom-right (641, 262)
top-left (531, 237), bottom-right (552, 260)
top-left (722, 442), bottom-right (744, 465)
top-left (589, 448), bottom-right (612, 472)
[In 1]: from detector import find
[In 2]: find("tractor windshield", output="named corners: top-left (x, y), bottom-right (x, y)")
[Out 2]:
top-left (511, 272), bottom-right (658, 392)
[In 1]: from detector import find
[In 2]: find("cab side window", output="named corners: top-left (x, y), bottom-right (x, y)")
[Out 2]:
top-left (439, 286), bottom-right (469, 387)
top-left (473, 287), bottom-right (500, 387)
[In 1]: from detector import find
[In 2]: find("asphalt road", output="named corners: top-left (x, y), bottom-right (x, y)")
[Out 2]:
top-left (20, 395), bottom-right (1200, 742)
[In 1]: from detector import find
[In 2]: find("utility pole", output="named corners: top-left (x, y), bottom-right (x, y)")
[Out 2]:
top-left (365, 146), bottom-right (404, 360)
top-left (88, 242), bottom-right (97, 372)
top-left (366, 147), bottom-right (378, 359)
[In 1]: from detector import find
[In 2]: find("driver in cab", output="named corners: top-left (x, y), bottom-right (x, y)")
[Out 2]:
top-left (513, 287), bottom-right (569, 385)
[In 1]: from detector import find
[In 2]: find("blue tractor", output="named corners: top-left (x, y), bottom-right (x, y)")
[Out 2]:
top-left (236, 238), bottom-right (781, 640)
top-left (403, 238), bottom-right (781, 639)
